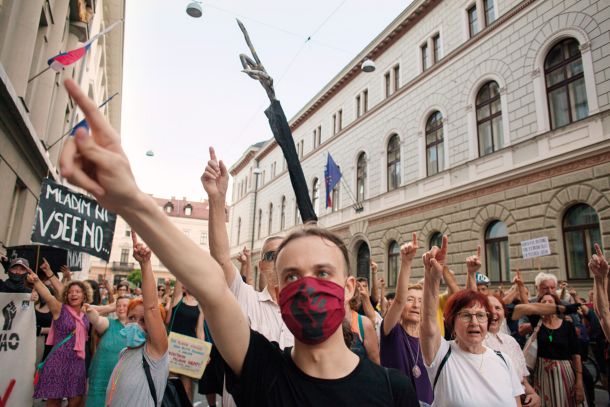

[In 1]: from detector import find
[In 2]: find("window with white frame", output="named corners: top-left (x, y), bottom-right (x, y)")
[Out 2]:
top-left (356, 152), bottom-right (366, 202)
top-left (387, 134), bottom-right (401, 191)
top-left (426, 111), bottom-right (444, 176)
top-left (476, 81), bottom-right (503, 156)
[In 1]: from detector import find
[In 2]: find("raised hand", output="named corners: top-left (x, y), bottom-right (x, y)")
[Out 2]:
top-left (423, 236), bottom-right (447, 280)
top-left (40, 258), bottom-right (54, 278)
top-left (237, 246), bottom-right (251, 265)
top-left (201, 147), bottom-right (229, 201)
top-left (466, 245), bottom-right (481, 274)
top-left (400, 232), bottom-right (419, 263)
top-left (379, 277), bottom-right (386, 289)
top-left (589, 243), bottom-right (609, 278)
top-left (430, 235), bottom-right (448, 266)
top-left (60, 265), bottom-right (71, 281)
top-left (357, 281), bottom-right (370, 297)
top-left (25, 266), bottom-right (40, 284)
top-left (59, 79), bottom-right (139, 214)
top-left (132, 231), bottom-right (151, 264)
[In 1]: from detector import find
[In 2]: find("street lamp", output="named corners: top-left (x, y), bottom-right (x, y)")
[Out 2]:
top-left (186, 1), bottom-right (203, 18)
top-left (361, 59), bottom-right (376, 73)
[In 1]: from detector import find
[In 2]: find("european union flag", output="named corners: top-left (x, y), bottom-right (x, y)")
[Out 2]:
top-left (325, 153), bottom-right (342, 208)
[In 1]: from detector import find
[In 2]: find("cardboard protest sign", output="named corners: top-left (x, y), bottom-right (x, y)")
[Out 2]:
top-left (0, 293), bottom-right (35, 407)
top-left (167, 332), bottom-right (212, 379)
top-left (31, 178), bottom-right (116, 261)
top-left (521, 237), bottom-right (551, 259)
top-left (2, 245), bottom-right (67, 279)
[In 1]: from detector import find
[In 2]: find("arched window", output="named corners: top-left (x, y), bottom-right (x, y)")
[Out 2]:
top-left (356, 152), bottom-right (367, 202)
top-left (257, 208), bottom-right (262, 239)
top-left (237, 217), bottom-right (241, 244)
top-left (280, 196), bottom-right (286, 230)
top-left (184, 204), bottom-right (192, 216)
top-left (563, 204), bottom-right (601, 279)
top-left (485, 220), bottom-right (509, 283)
top-left (294, 202), bottom-right (301, 226)
top-left (164, 203), bottom-right (173, 214)
top-left (476, 81), bottom-right (503, 156)
top-left (429, 231), bottom-right (443, 249)
top-left (387, 134), bottom-right (401, 191)
top-left (312, 178), bottom-right (319, 214)
top-left (426, 111), bottom-right (444, 176)
top-left (268, 203), bottom-right (273, 235)
top-left (388, 241), bottom-right (400, 287)
top-left (356, 242), bottom-right (370, 280)
top-left (545, 38), bottom-right (588, 129)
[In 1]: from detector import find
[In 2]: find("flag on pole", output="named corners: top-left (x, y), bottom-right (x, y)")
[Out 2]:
top-left (47, 21), bottom-right (122, 71)
top-left (68, 92), bottom-right (118, 135)
top-left (325, 153), bottom-right (342, 208)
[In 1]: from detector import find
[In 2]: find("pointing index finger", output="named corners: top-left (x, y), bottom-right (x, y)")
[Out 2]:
top-left (209, 146), bottom-right (217, 162)
top-left (594, 243), bottom-right (603, 258)
top-left (131, 230), bottom-right (138, 247)
top-left (412, 232), bottom-right (417, 246)
top-left (476, 245), bottom-right (481, 258)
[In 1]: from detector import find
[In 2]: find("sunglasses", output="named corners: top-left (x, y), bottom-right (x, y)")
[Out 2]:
top-left (262, 250), bottom-right (277, 262)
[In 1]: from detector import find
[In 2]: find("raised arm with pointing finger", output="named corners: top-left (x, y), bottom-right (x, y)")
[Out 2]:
top-left (590, 243), bottom-right (610, 341)
top-left (59, 78), bottom-right (250, 376)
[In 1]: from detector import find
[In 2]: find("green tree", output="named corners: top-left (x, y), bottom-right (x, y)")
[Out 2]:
top-left (127, 268), bottom-right (142, 287)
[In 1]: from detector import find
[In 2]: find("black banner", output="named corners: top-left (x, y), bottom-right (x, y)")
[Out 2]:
top-left (31, 179), bottom-right (116, 261)
top-left (2, 245), bottom-right (67, 278)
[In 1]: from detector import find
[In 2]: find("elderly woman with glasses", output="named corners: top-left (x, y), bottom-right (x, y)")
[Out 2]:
top-left (421, 237), bottom-right (524, 406)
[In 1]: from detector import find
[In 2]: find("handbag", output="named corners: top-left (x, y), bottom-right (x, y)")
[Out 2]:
top-left (523, 319), bottom-right (543, 370)
top-left (143, 354), bottom-right (192, 407)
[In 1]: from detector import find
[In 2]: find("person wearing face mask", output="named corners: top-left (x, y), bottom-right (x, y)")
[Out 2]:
top-left (0, 257), bottom-right (33, 293)
top-left (104, 233), bottom-right (168, 407)
top-left (27, 269), bottom-right (91, 406)
top-left (84, 296), bottom-right (130, 407)
top-left (380, 232), bottom-right (433, 406)
top-left (57, 81), bottom-right (417, 406)
top-left (421, 237), bottom-right (524, 407)
top-left (485, 294), bottom-right (541, 407)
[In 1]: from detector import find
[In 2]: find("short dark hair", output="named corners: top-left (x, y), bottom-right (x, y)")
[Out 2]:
top-left (386, 292), bottom-right (396, 300)
top-left (276, 226), bottom-right (350, 275)
top-left (356, 277), bottom-right (368, 284)
top-left (443, 289), bottom-right (492, 335)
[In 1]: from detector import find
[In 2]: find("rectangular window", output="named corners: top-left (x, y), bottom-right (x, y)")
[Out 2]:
top-left (120, 249), bottom-right (129, 264)
top-left (313, 128), bottom-right (318, 148)
top-left (484, 0), bottom-right (495, 25)
top-left (271, 162), bottom-right (276, 178)
top-left (363, 89), bottom-right (368, 113)
top-left (338, 109), bottom-right (342, 131)
top-left (332, 114), bottom-right (337, 135)
top-left (468, 5), bottom-right (478, 37)
top-left (421, 43), bottom-right (429, 71)
top-left (317, 125), bottom-right (321, 146)
top-left (125, 225), bottom-right (131, 237)
top-left (433, 34), bottom-right (441, 63)
top-left (393, 64), bottom-right (400, 92)
top-left (200, 232), bottom-right (208, 245)
top-left (384, 72), bottom-right (391, 97)
top-left (356, 95), bottom-right (361, 118)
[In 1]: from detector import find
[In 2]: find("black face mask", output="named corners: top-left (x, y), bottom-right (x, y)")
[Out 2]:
top-left (8, 271), bottom-right (26, 286)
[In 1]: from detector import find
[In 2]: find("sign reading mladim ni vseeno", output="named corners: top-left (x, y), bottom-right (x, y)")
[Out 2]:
top-left (31, 178), bottom-right (116, 261)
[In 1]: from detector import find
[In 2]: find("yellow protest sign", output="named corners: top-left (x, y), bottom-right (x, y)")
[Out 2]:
top-left (167, 332), bottom-right (212, 378)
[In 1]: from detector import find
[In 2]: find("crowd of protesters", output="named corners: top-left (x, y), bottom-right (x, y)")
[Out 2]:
top-left (2, 78), bottom-right (610, 406)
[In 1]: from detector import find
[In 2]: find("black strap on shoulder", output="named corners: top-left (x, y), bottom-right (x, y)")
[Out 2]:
top-left (142, 354), bottom-right (158, 406)
top-left (433, 346), bottom-right (452, 391)
top-left (494, 350), bottom-right (508, 367)
top-left (383, 367), bottom-right (393, 403)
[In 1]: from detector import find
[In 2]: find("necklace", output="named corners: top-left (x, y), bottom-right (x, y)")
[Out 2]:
top-left (404, 332), bottom-right (422, 378)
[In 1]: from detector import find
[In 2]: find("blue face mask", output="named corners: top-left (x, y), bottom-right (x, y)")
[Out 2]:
top-left (120, 323), bottom-right (146, 348)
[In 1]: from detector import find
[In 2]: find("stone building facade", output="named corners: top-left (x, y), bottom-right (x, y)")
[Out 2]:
top-left (228, 0), bottom-right (610, 291)
top-left (0, 0), bottom-right (124, 273)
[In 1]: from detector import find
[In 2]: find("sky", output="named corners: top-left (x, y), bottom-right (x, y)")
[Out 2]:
top-left (121, 0), bottom-right (412, 201)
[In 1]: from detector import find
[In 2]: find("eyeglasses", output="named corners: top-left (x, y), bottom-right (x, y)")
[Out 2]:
top-left (457, 311), bottom-right (489, 323)
top-left (158, 287), bottom-right (165, 292)
top-left (262, 251), bottom-right (277, 262)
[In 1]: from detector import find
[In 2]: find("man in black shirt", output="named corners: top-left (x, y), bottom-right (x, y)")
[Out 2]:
top-left (57, 78), bottom-right (418, 407)
top-left (0, 257), bottom-right (33, 293)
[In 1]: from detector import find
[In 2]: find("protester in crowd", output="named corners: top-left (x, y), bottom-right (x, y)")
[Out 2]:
top-left (84, 296), bottom-right (130, 407)
top-left (0, 257), bottom-right (33, 293)
top-left (57, 82), bottom-right (418, 405)
top-left (28, 270), bottom-right (91, 406)
top-left (356, 264), bottom-right (380, 314)
top-left (237, 245), bottom-right (254, 286)
top-left (433, 242), bottom-right (461, 339)
top-left (421, 237), bottom-right (523, 406)
top-left (166, 279), bottom-right (204, 400)
top-left (105, 233), bottom-right (169, 407)
top-left (39, 258), bottom-right (65, 296)
top-left (485, 294), bottom-right (540, 407)
top-left (86, 279), bottom-right (102, 305)
top-left (100, 279), bottom-right (114, 305)
top-left (518, 272), bottom-right (559, 336)
top-left (347, 284), bottom-right (380, 363)
top-left (157, 279), bottom-right (171, 307)
top-left (355, 279), bottom-right (383, 339)
top-left (380, 232), bottom-right (433, 406)
top-left (530, 292), bottom-right (585, 406)
top-left (116, 281), bottom-right (131, 298)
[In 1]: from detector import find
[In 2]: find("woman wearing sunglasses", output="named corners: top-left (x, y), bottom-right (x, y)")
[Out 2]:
top-left (421, 238), bottom-right (524, 406)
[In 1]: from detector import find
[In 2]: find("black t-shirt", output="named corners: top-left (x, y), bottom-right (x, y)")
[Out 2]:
top-left (169, 300), bottom-right (200, 338)
top-left (225, 329), bottom-right (418, 407)
top-left (0, 279), bottom-right (31, 293)
top-left (537, 320), bottom-right (579, 360)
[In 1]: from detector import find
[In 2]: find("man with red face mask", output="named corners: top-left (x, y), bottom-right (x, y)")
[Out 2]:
top-left (58, 79), bottom-right (418, 407)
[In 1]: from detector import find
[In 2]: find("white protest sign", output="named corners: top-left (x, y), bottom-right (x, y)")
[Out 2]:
top-left (0, 293), bottom-right (35, 407)
top-left (521, 237), bottom-right (551, 259)
top-left (167, 332), bottom-right (212, 379)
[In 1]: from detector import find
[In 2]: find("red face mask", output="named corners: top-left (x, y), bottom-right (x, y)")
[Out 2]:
top-left (279, 276), bottom-right (346, 345)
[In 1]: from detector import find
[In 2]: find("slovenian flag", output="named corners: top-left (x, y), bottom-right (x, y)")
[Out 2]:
top-left (69, 92), bottom-right (118, 135)
top-left (47, 21), bottom-right (121, 71)
top-left (325, 153), bottom-right (342, 208)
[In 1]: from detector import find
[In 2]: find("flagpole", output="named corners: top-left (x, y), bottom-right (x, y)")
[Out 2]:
top-left (27, 66), bottom-right (51, 83)
top-left (321, 151), bottom-right (363, 212)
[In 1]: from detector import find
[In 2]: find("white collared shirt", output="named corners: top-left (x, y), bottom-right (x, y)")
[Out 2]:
top-left (484, 331), bottom-right (529, 379)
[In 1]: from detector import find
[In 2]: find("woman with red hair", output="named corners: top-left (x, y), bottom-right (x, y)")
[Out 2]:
top-left (420, 238), bottom-right (524, 406)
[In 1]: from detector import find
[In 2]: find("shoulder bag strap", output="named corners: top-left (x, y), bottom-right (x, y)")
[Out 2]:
top-left (37, 330), bottom-right (75, 369)
top-left (142, 353), bottom-right (158, 406)
top-left (523, 319), bottom-right (543, 354)
top-left (357, 313), bottom-right (365, 341)
top-left (433, 346), bottom-right (452, 392)
top-left (493, 350), bottom-right (508, 367)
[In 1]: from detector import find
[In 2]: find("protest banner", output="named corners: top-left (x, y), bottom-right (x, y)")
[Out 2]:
top-left (521, 237), bottom-right (551, 259)
top-left (67, 250), bottom-right (83, 272)
top-left (0, 293), bottom-right (35, 407)
top-left (31, 178), bottom-right (116, 261)
top-left (167, 332), bottom-right (212, 379)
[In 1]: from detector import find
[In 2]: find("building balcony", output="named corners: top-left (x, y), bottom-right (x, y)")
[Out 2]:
top-left (111, 261), bottom-right (134, 272)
